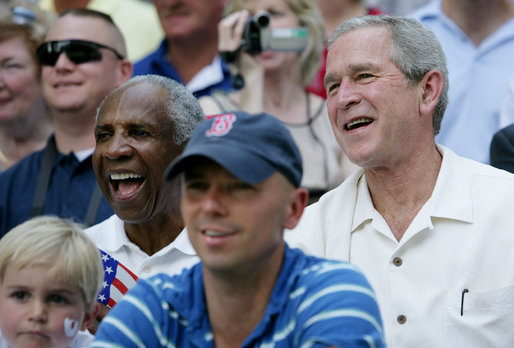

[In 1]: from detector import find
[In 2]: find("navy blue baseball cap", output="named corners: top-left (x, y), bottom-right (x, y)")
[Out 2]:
top-left (165, 111), bottom-right (302, 187)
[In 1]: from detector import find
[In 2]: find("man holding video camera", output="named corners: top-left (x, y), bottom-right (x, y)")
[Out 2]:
top-left (199, 0), bottom-right (358, 204)
top-left (132, 0), bottom-right (232, 98)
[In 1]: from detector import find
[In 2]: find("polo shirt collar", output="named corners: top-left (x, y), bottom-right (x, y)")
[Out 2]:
top-left (184, 245), bottom-right (300, 342)
top-left (410, 0), bottom-right (463, 40)
top-left (242, 245), bottom-right (301, 343)
top-left (413, 0), bottom-right (442, 19)
top-left (186, 56), bottom-right (224, 94)
top-left (101, 215), bottom-right (196, 256)
top-left (153, 40), bottom-right (229, 95)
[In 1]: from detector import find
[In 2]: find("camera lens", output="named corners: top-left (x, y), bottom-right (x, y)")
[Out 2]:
top-left (254, 13), bottom-right (270, 28)
top-left (242, 13), bottom-right (271, 54)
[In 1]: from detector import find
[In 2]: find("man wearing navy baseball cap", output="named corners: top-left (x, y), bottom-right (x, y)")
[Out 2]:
top-left (93, 111), bottom-right (385, 347)
top-left (165, 111), bottom-right (303, 187)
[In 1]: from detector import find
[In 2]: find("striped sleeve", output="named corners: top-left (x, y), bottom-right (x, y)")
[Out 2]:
top-left (294, 261), bottom-right (386, 348)
top-left (91, 277), bottom-right (177, 348)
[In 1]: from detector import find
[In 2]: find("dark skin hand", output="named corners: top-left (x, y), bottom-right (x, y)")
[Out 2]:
top-left (88, 303), bottom-right (110, 334)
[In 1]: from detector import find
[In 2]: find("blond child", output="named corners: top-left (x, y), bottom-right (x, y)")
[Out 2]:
top-left (0, 216), bottom-right (103, 348)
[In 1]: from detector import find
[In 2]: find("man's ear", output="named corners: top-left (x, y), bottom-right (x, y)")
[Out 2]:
top-left (283, 187), bottom-right (308, 230)
top-left (117, 59), bottom-right (133, 86)
top-left (419, 69), bottom-right (444, 117)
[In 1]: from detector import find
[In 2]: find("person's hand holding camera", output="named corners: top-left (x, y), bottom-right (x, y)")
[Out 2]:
top-left (218, 10), bottom-right (265, 111)
top-left (219, 10), bottom-right (266, 94)
top-left (218, 9), bottom-right (249, 54)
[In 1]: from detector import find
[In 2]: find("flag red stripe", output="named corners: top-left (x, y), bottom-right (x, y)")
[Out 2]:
top-left (117, 262), bottom-right (138, 281)
top-left (112, 277), bottom-right (129, 294)
top-left (107, 298), bottom-right (116, 308)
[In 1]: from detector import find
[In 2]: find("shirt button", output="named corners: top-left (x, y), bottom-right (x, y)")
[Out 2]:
top-left (397, 315), bottom-right (407, 324)
top-left (143, 266), bottom-right (151, 274)
top-left (393, 257), bottom-right (403, 267)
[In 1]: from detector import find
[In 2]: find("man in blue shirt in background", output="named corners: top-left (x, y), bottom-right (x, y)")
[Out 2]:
top-left (0, 9), bottom-right (132, 236)
top-left (93, 111), bottom-right (385, 347)
top-left (409, 0), bottom-right (514, 163)
top-left (133, 0), bottom-right (232, 98)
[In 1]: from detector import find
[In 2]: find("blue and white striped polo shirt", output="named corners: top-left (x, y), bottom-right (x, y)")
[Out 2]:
top-left (93, 245), bottom-right (385, 347)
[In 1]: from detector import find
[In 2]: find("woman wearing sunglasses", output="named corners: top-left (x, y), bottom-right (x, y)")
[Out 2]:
top-left (0, 2), bottom-right (56, 173)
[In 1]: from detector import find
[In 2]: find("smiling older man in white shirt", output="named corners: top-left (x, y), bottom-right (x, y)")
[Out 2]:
top-left (286, 15), bottom-right (514, 348)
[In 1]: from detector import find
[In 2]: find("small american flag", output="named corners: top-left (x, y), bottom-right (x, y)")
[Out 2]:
top-left (97, 249), bottom-right (138, 308)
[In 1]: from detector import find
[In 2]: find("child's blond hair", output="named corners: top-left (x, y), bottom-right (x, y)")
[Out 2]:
top-left (0, 216), bottom-right (103, 311)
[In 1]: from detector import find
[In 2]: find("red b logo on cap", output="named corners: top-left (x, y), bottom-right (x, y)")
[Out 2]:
top-left (205, 113), bottom-right (237, 137)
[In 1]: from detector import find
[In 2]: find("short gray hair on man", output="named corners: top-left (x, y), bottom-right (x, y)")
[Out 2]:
top-left (97, 74), bottom-right (205, 145)
top-left (327, 15), bottom-right (448, 135)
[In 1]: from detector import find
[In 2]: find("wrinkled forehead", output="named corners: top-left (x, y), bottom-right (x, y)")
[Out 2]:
top-left (326, 26), bottom-right (392, 70)
top-left (331, 26), bottom-right (391, 51)
top-left (101, 82), bottom-right (167, 112)
top-left (97, 82), bottom-right (170, 126)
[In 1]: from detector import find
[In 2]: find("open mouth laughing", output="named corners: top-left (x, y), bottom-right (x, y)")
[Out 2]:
top-left (345, 117), bottom-right (374, 131)
top-left (109, 172), bottom-right (145, 199)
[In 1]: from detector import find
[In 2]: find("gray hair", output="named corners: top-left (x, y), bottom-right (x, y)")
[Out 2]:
top-left (328, 15), bottom-right (448, 135)
top-left (97, 74), bottom-right (205, 145)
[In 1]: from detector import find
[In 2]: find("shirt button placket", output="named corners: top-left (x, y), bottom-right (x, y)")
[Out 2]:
top-left (391, 256), bottom-right (406, 328)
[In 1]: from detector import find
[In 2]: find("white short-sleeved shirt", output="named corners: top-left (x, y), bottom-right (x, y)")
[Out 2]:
top-left (285, 146), bottom-right (514, 348)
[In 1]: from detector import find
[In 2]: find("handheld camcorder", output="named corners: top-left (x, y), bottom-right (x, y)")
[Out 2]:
top-left (241, 13), bottom-right (308, 54)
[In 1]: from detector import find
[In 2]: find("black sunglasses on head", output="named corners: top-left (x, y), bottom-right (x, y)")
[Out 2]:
top-left (35, 39), bottom-right (124, 66)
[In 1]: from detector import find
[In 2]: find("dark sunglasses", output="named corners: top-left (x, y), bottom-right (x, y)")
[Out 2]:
top-left (35, 39), bottom-right (124, 66)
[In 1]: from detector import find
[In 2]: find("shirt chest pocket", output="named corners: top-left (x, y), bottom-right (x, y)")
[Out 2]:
top-left (444, 285), bottom-right (514, 347)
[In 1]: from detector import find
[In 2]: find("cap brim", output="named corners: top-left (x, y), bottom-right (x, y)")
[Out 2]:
top-left (165, 143), bottom-right (277, 184)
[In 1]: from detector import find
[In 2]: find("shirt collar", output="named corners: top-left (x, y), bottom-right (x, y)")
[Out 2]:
top-left (351, 145), bottom-right (474, 233)
top-left (101, 216), bottom-right (197, 256)
top-left (154, 40), bottom-right (228, 94)
top-left (169, 228), bottom-right (197, 256)
top-left (408, 0), bottom-right (465, 39)
top-left (186, 55), bottom-right (225, 93)
top-left (428, 145), bottom-right (473, 222)
top-left (352, 173), bottom-right (375, 232)
top-left (74, 148), bottom-right (94, 162)
top-left (413, 0), bottom-right (442, 19)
